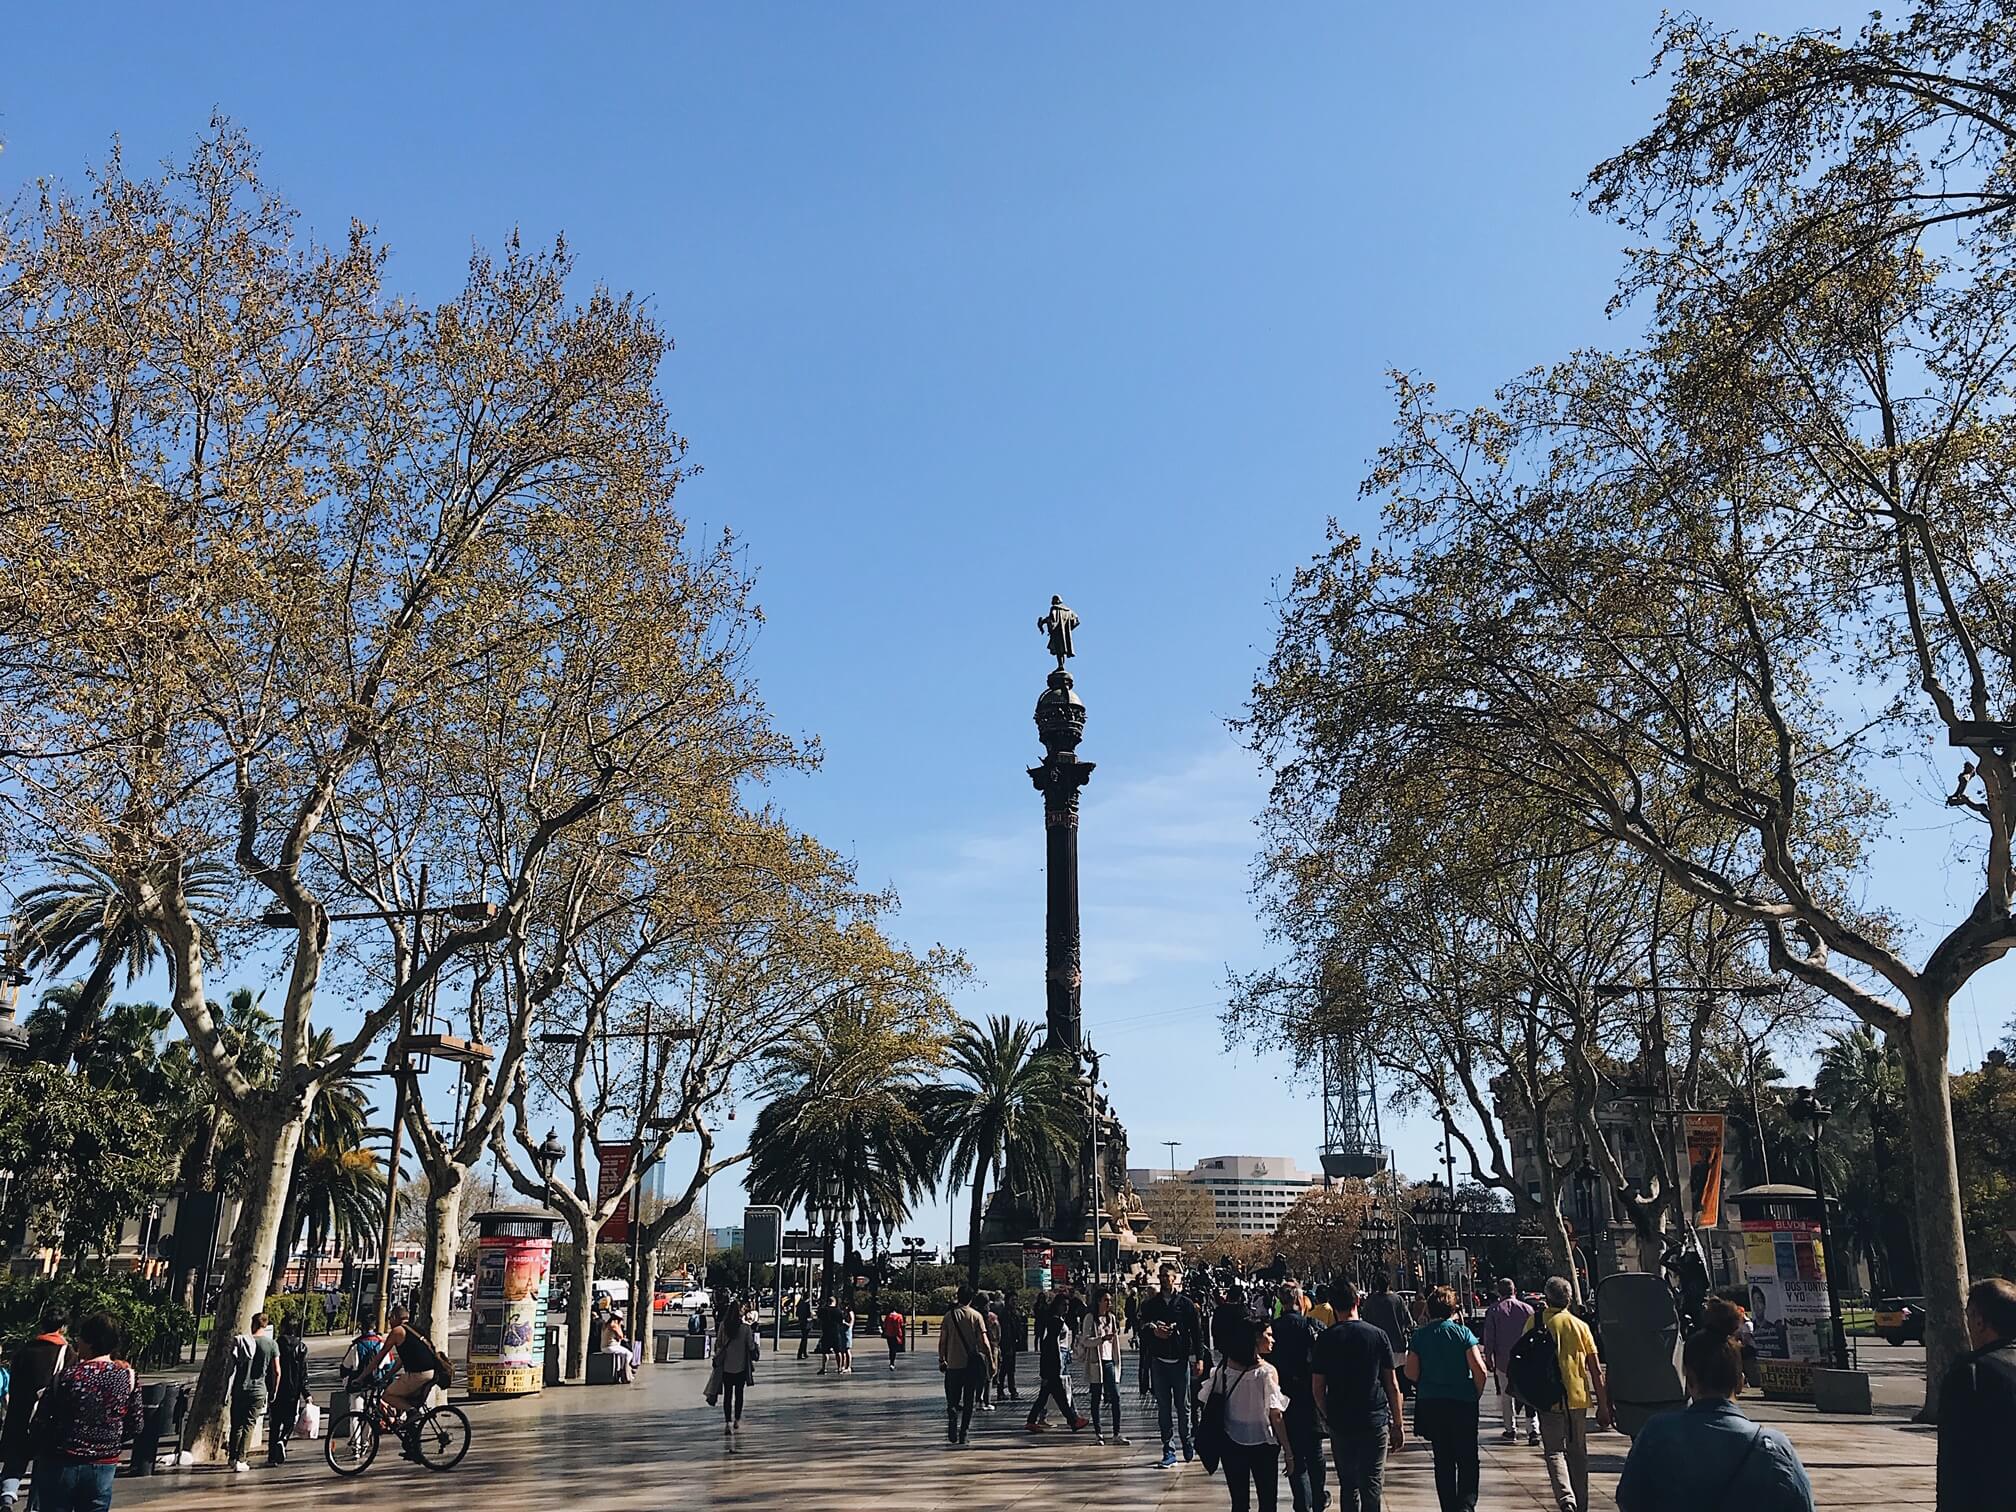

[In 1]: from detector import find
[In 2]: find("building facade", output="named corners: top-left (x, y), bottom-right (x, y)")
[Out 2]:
top-left (1128, 1154), bottom-right (1320, 1238)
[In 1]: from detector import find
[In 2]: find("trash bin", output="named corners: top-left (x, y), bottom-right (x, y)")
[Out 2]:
top-left (682, 1332), bottom-right (708, 1360)
top-left (653, 1331), bottom-right (677, 1363)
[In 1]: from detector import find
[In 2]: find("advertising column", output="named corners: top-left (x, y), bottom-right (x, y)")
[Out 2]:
top-left (1740, 1211), bottom-right (1831, 1401)
top-left (467, 1211), bottom-right (557, 1397)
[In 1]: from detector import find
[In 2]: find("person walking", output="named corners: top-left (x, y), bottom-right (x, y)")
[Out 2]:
top-left (1083, 1287), bottom-right (1129, 1445)
top-left (796, 1293), bottom-right (813, 1361)
top-left (1936, 1276), bottom-right (2016, 1511)
top-left (1480, 1277), bottom-right (1537, 1445)
top-left (225, 1312), bottom-right (279, 1473)
top-left (29, 1313), bottom-right (139, 1512)
top-left (1025, 1293), bottom-right (1089, 1434)
top-left (1359, 1278), bottom-right (1413, 1396)
top-left (815, 1295), bottom-right (839, 1376)
top-left (1139, 1262), bottom-right (1209, 1467)
top-left (713, 1297), bottom-right (760, 1437)
top-left (979, 1301), bottom-right (1002, 1410)
top-left (1269, 1283), bottom-right (1327, 1512)
top-left (1200, 1317), bottom-right (1294, 1512)
top-left (836, 1299), bottom-right (854, 1375)
top-left (1532, 1276), bottom-right (1611, 1512)
top-left (264, 1316), bottom-right (310, 1465)
top-left (938, 1286), bottom-right (995, 1446)
top-left (1309, 1285), bottom-right (1337, 1328)
top-left (1614, 1297), bottom-right (1813, 1511)
top-left (1312, 1282), bottom-right (1405, 1512)
top-left (882, 1304), bottom-right (906, 1372)
top-left (997, 1294), bottom-right (1026, 1402)
top-left (1405, 1286), bottom-right (1487, 1512)
top-left (0, 1309), bottom-right (67, 1512)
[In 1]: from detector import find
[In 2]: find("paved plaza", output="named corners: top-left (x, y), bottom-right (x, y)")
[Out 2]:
top-left (114, 1334), bottom-right (1935, 1509)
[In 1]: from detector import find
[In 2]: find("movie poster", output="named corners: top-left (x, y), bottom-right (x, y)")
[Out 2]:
top-left (1686, 1113), bottom-right (1726, 1227)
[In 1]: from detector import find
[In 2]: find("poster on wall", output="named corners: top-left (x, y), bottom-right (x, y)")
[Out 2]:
top-left (467, 1229), bottom-right (554, 1396)
top-left (1741, 1216), bottom-right (1830, 1399)
top-left (1685, 1114), bottom-right (1726, 1227)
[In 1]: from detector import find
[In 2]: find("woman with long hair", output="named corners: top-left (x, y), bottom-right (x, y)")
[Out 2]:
top-left (1083, 1287), bottom-right (1129, 1445)
top-left (1198, 1317), bottom-right (1293, 1512)
top-left (1614, 1298), bottom-right (1813, 1510)
top-left (713, 1295), bottom-right (761, 1438)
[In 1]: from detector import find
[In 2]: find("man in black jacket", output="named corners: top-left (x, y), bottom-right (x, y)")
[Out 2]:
top-left (1939, 1276), bottom-right (2016, 1511)
top-left (1359, 1277), bottom-right (1414, 1396)
top-left (1138, 1263), bottom-right (1208, 1469)
top-left (1271, 1284), bottom-right (1328, 1512)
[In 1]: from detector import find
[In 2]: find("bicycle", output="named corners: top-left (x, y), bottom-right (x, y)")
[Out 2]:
top-left (326, 1380), bottom-right (471, 1475)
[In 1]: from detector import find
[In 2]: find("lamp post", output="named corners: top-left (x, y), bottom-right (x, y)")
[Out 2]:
top-left (531, 1129), bottom-right (566, 1200)
top-left (1787, 1087), bottom-right (1851, 1371)
top-left (900, 1234), bottom-right (928, 1350)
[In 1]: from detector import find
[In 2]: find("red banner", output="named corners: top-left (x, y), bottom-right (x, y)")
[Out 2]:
top-left (595, 1141), bottom-right (636, 1243)
top-left (1686, 1113), bottom-right (1726, 1228)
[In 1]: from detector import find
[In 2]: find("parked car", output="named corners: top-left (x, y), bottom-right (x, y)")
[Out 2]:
top-left (1874, 1296), bottom-right (1926, 1345)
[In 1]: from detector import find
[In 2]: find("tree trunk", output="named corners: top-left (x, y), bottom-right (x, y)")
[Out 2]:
top-left (1902, 1006), bottom-right (1970, 1420)
top-left (636, 1248), bottom-right (657, 1367)
top-left (417, 1169), bottom-right (465, 1345)
top-left (182, 1108), bottom-right (305, 1460)
top-left (965, 1169), bottom-right (988, 1289)
top-left (564, 1227), bottom-right (596, 1380)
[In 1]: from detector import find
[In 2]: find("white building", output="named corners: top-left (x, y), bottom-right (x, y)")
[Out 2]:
top-left (1129, 1154), bottom-right (1321, 1238)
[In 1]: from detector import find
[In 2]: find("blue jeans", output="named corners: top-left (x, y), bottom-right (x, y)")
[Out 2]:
top-left (1331, 1426), bottom-right (1389, 1512)
top-left (1148, 1356), bottom-right (1194, 1455)
top-left (39, 1461), bottom-right (115, 1512)
top-left (1286, 1404), bottom-right (1328, 1512)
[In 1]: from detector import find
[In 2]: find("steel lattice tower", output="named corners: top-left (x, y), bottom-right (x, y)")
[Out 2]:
top-left (1320, 1035), bottom-right (1387, 1181)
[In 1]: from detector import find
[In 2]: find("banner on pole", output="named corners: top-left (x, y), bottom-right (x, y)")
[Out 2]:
top-left (595, 1141), bottom-right (637, 1243)
top-left (1686, 1113), bottom-right (1726, 1227)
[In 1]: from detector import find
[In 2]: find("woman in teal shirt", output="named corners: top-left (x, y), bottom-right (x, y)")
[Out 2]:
top-left (1404, 1286), bottom-right (1488, 1512)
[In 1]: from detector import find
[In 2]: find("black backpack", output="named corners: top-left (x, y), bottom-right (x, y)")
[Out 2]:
top-left (1506, 1322), bottom-right (1567, 1412)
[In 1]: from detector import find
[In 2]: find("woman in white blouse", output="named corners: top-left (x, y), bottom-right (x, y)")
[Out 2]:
top-left (1200, 1317), bottom-right (1294, 1512)
top-left (1082, 1287), bottom-right (1130, 1445)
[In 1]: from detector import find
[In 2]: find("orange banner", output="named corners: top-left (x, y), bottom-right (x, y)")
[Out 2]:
top-left (1686, 1113), bottom-right (1726, 1227)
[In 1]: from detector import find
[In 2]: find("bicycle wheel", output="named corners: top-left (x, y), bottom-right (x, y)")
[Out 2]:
top-left (325, 1405), bottom-right (380, 1475)
top-left (413, 1403), bottom-right (470, 1470)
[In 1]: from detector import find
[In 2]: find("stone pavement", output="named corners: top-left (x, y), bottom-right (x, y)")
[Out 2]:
top-left (110, 1344), bottom-right (1936, 1509)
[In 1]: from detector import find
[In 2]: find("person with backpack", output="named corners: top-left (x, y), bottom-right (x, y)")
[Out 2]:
top-left (1614, 1298), bottom-right (1812, 1510)
top-left (225, 1312), bottom-right (279, 1472)
top-left (1358, 1278), bottom-right (1413, 1397)
top-left (1023, 1292), bottom-right (1088, 1435)
top-left (31, 1312), bottom-right (140, 1512)
top-left (0, 1310), bottom-right (67, 1512)
top-left (377, 1306), bottom-right (451, 1428)
top-left (1515, 1276), bottom-right (1611, 1512)
top-left (1311, 1282), bottom-right (1404, 1512)
top-left (264, 1317), bottom-right (310, 1465)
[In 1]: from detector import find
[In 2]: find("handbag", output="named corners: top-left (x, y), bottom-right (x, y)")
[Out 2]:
top-left (1196, 1363), bottom-right (1251, 1475)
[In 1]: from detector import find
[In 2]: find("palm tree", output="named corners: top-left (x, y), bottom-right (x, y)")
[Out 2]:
top-left (919, 1016), bottom-right (1078, 1286)
top-left (747, 999), bottom-right (939, 1284)
top-left (12, 849), bottom-right (233, 1067)
top-left (290, 1145), bottom-right (387, 1296)
top-left (1817, 1025), bottom-right (1909, 1294)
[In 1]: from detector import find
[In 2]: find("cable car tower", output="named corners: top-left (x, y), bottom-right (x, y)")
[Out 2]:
top-left (1319, 1035), bottom-right (1387, 1182)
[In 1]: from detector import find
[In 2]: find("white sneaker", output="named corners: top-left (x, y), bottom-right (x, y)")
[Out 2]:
top-left (232, 1461), bottom-right (250, 1473)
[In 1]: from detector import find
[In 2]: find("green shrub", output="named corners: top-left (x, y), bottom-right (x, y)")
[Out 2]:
top-left (928, 1285), bottom-right (960, 1313)
top-left (260, 1290), bottom-right (352, 1335)
top-left (0, 1275), bottom-right (194, 1367)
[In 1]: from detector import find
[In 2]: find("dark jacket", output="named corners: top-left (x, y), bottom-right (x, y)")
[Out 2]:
top-left (1938, 1339), bottom-right (2016, 1512)
top-left (0, 1335), bottom-right (68, 1457)
top-left (1359, 1290), bottom-right (1412, 1357)
top-left (1138, 1290), bottom-right (1207, 1364)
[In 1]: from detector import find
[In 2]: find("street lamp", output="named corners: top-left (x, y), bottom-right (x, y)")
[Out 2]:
top-left (532, 1129), bottom-right (566, 1199)
top-left (1786, 1087), bottom-right (1852, 1371)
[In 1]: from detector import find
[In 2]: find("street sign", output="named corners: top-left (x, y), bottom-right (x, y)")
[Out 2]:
top-left (744, 1205), bottom-right (784, 1265)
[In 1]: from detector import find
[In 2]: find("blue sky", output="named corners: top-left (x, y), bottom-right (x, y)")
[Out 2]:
top-left (9, 2), bottom-right (1998, 1249)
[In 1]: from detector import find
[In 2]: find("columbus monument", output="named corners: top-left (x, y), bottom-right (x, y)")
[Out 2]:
top-left (974, 597), bottom-right (1158, 1270)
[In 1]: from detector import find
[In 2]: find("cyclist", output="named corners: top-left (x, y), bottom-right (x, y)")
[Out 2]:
top-left (377, 1308), bottom-right (450, 1428)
